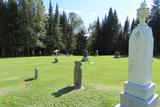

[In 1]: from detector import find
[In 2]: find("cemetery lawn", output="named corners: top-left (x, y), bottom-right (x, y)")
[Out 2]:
top-left (0, 56), bottom-right (160, 107)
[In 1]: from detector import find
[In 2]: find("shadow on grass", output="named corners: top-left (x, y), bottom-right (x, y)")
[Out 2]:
top-left (155, 56), bottom-right (160, 59)
top-left (24, 77), bottom-right (35, 82)
top-left (52, 86), bottom-right (75, 98)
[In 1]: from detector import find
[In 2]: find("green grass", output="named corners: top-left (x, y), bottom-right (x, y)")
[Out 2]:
top-left (0, 56), bottom-right (159, 107)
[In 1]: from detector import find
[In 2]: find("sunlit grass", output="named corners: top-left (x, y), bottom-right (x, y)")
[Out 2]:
top-left (0, 56), bottom-right (159, 107)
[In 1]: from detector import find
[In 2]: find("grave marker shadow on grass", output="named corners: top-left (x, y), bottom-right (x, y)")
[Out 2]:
top-left (52, 86), bottom-right (75, 97)
top-left (24, 77), bottom-right (35, 82)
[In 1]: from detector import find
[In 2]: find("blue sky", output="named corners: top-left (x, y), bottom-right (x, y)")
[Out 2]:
top-left (43, 0), bottom-right (153, 28)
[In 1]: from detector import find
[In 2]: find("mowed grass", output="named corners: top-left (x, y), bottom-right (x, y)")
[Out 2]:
top-left (0, 56), bottom-right (160, 107)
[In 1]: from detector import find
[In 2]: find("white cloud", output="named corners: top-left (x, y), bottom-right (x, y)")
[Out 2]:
top-left (59, 8), bottom-right (83, 15)
top-left (44, 8), bottom-right (82, 15)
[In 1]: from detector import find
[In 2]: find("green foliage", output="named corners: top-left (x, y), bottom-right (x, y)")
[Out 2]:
top-left (75, 30), bottom-right (87, 55)
top-left (121, 17), bottom-right (130, 55)
top-left (89, 8), bottom-right (121, 55)
top-left (148, 0), bottom-right (160, 55)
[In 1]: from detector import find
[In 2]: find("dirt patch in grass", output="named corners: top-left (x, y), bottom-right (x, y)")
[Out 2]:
top-left (0, 86), bottom-right (19, 96)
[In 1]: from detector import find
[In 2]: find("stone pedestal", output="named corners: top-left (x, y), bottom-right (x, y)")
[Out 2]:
top-left (74, 61), bottom-right (82, 89)
top-left (116, 1), bottom-right (159, 107)
top-left (116, 81), bottom-right (158, 107)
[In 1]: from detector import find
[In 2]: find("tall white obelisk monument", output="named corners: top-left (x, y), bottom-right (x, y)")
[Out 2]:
top-left (116, 1), bottom-right (159, 107)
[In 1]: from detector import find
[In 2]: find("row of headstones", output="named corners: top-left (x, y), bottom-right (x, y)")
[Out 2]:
top-left (53, 50), bottom-right (121, 63)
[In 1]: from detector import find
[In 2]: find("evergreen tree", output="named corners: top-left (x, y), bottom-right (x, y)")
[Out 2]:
top-left (93, 17), bottom-right (101, 52)
top-left (100, 8), bottom-right (120, 54)
top-left (122, 17), bottom-right (130, 55)
top-left (131, 19), bottom-right (135, 33)
top-left (148, 0), bottom-right (160, 55)
top-left (101, 8), bottom-right (114, 54)
top-left (45, 0), bottom-right (54, 54)
top-left (19, 0), bottom-right (36, 56)
top-left (60, 11), bottom-right (68, 53)
top-left (116, 28), bottom-right (123, 52)
top-left (76, 30), bottom-right (87, 55)
top-left (0, 0), bottom-right (7, 56)
top-left (112, 10), bottom-right (120, 52)
top-left (34, 0), bottom-right (46, 54)
top-left (52, 3), bottom-right (62, 51)
top-left (5, 0), bottom-right (20, 56)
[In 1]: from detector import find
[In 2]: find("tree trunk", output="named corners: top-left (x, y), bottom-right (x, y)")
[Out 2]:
top-left (27, 47), bottom-right (30, 56)
top-left (11, 47), bottom-right (15, 57)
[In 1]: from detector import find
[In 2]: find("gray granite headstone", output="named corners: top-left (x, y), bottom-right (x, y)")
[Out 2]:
top-left (114, 51), bottom-right (120, 58)
top-left (95, 50), bottom-right (99, 56)
top-left (34, 65), bottom-right (38, 80)
top-left (74, 61), bottom-right (82, 89)
top-left (82, 50), bottom-right (89, 61)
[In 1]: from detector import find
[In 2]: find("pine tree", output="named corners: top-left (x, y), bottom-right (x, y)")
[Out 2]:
top-left (52, 3), bottom-right (62, 51)
top-left (5, 0), bottom-right (20, 56)
top-left (122, 17), bottom-right (130, 55)
top-left (0, 0), bottom-right (7, 56)
top-left (45, 0), bottom-right (54, 54)
top-left (76, 30), bottom-right (87, 55)
top-left (19, 0), bottom-right (36, 56)
top-left (112, 10), bottom-right (120, 52)
top-left (60, 11), bottom-right (68, 53)
top-left (148, 0), bottom-right (160, 55)
top-left (101, 8), bottom-right (114, 54)
top-left (93, 17), bottom-right (101, 52)
top-left (34, 0), bottom-right (46, 54)
top-left (131, 19), bottom-right (135, 33)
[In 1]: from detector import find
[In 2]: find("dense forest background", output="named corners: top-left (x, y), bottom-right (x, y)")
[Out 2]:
top-left (0, 0), bottom-right (160, 57)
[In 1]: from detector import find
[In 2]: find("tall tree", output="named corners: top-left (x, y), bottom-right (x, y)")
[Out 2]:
top-left (5, 0), bottom-right (20, 56)
top-left (34, 0), bottom-right (47, 54)
top-left (45, 0), bottom-right (54, 54)
top-left (68, 12), bottom-right (83, 54)
top-left (19, 0), bottom-right (37, 56)
top-left (122, 17), bottom-right (130, 55)
top-left (60, 11), bottom-right (68, 53)
top-left (75, 30), bottom-right (87, 55)
top-left (112, 10), bottom-right (120, 52)
top-left (148, 0), bottom-right (160, 55)
top-left (0, 0), bottom-right (7, 56)
top-left (93, 17), bottom-right (102, 53)
top-left (52, 3), bottom-right (62, 51)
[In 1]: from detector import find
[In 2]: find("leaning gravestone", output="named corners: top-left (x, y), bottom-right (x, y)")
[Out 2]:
top-left (34, 65), bottom-right (38, 80)
top-left (74, 61), bottom-right (82, 89)
top-left (116, 1), bottom-right (159, 107)
top-left (82, 50), bottom-right (89, 61)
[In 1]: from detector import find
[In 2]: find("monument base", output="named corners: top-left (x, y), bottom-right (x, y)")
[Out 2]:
top-left (116, 92), bottom-right (158, 107)
top-left (116, 81), bottom-right (159, 107)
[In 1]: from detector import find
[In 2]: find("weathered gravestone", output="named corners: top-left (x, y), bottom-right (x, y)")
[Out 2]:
top-left (74, 61), bottom-right (82, 89)
top-left (95, 50), bottom-right (99, 56)
top-left (34, 65), bottom-right (38, 80)
top-left (82, 50), bottom-right (89, 61)
top-left (114, 51), bottom-right (120, 58)
top-left (53, 57), bottom-right (59, 63)
top-left (116, 1), bottom-right (159, 107)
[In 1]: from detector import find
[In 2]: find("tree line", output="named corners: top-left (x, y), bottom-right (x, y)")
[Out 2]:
top-left (0, 0), bottom-right (87, 57)
top-left (88, 0), bottom-right (160, 55)
top-left (0, 0), bottom-right (160, 57)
